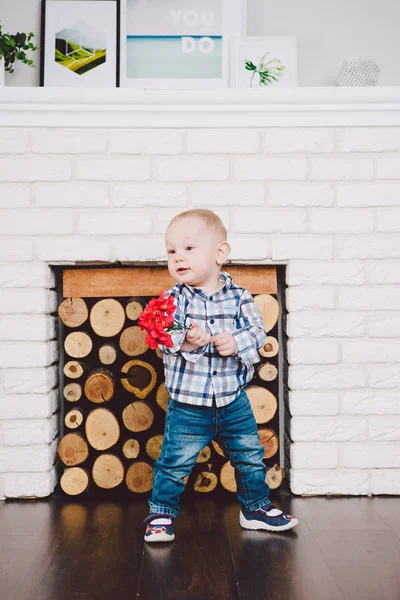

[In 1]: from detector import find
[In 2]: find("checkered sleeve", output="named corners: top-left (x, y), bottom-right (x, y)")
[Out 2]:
top-left (181, 343), bottom-right (208, 363)
top-left (231, 289), bottom-right (267, 367)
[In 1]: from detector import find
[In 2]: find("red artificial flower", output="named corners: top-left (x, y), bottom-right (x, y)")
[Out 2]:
top-left (138, 290), bottom-right (192, 350)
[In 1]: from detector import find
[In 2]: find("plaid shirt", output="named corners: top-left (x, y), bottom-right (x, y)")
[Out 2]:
top-left (158, 271), bottom-right (267, 408)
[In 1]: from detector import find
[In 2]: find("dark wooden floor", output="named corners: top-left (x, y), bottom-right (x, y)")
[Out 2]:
top-left (1, 486), bottom-right (400, 600)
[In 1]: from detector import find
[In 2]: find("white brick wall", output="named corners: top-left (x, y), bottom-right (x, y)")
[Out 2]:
top-left (0, 125), bottom-right (399, 498)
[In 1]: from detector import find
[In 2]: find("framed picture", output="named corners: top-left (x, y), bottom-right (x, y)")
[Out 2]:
top-left (120, 0), bottom-right (246, 89)
top-left (230, 36), bottom-right (297, 88)
top-left (40, 0), bottom-right (119, 87)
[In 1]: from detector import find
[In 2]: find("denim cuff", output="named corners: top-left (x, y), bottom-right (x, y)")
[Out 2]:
top-left (242, 496), bottom-right (271, 512)
top-left (148, 504), bottom-right (179, 519)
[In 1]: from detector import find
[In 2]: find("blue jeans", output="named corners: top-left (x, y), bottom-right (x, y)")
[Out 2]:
top-left (148, 387), bottom-right (271, 519)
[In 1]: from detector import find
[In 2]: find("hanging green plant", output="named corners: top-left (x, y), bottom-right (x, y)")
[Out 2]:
top-left (244, 52), bottom-right (285, 88)
top-left (0, 23), bottom-right (38, 74)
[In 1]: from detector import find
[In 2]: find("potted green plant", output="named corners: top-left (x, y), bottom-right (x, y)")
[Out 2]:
top-left (0, 23), bottom-right (38, 85)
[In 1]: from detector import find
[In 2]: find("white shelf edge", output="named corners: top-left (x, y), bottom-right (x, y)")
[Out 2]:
top-left (1, 87), bottom-right (400, 127)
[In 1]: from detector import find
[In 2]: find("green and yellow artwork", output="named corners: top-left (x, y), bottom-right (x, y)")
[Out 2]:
top-left (55, 21), bottom-right (106, 75)
top-left (244, 52), bottom-right (285, 87)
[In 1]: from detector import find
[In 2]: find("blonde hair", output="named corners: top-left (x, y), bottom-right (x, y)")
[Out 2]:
top-left (167, 209), bottom-right (227, 243)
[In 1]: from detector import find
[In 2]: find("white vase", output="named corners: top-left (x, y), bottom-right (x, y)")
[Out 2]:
top-left (0, 56), bottom-right (4, 86)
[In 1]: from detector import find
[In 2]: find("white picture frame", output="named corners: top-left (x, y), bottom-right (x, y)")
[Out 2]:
top-left (41, 0), bottom-right (118, 87)
top-left (120, 0), bottom-right (246, 89)
top-left (229, 36), bottom-right (297, 89)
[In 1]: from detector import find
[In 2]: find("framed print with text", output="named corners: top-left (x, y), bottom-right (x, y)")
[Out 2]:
top-left (120, 0), bottom-right (246, 89)
top-left (40, 0), bottom-right (119, 87)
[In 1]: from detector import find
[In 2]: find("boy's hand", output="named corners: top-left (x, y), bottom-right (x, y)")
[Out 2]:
top-left (185, 323), bottom-right (212, 348)
top-left (211, 332), bottom-right (238, 357)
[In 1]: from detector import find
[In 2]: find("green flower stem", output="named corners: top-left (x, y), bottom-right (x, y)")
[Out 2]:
top-left (167, 319), bottom-right (192, 332)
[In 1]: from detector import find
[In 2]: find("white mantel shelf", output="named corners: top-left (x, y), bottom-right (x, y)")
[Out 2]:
top-left (1, 87), bottom-right (400, 128)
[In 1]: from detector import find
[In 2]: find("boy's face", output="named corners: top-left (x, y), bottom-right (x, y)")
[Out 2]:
top-left (165, 216), bottom-right (229, 289)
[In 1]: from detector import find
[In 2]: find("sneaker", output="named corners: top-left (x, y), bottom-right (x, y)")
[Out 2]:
top-left (143, 514), bottom-right (175, 543)
top-left (240, 503), bottom-right (299, 532)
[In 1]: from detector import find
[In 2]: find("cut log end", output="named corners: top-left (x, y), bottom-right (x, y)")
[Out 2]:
top-left (258, 428), bottom-right (279, 459)
top-left (156, 384), bottom-right (169, 412)
top-left (193, 471), bottom-right (218, 493)
top-left (120, 326), bottom-right (148, 357)
top-left (257, 362), bottom-right (278, 382)
top-left (247, 386), bottom-right (278, 424)
top-left (58, 298), bottom-right (88, 328)
top-left (99, 345), bottom-right (117, 365)
top-left (266, 464), bottom-right (284, 489)
top-left (64, 408), bottom-right (84, 429)
top-left (196, 445), bottom-right (211, 463)
top-left (126, 462), bottom-right (153, 493)
top-left (126, 300), bottom-right (145, 321)
top-left (122, 401), bottom-right (154, 433)
top-left (254, 294), bottom-right (280, 332)
top-left (258, 336), bottom-right (279, 358)
top-left (220, 461), bottom-right (236, 493)
top-left (92, 454), bottom-right (124, 489)
top-left (64, 331), bottom-right (93, 359)
top-left (212, 440), bottom-right (225, 457)
top-left (64, 360), bottom-right (85, 379)
top-left (146, 435), bottom-right (164, 461)
top-left (85, 408), bottom-right (120, 451)
top-left (84, 370), bottom-right (115, 404)
top-left (60, 467), bottom-right (89, 495)
top-left (63, 383), bottom-right (82, 403)
top-left (121, 360), bottom-right (157, 399)
top-left (58, 433), bottom-right (89, 467)
top-left (123, 439), bottom-right (140, 459)
top-left (90, 298), bottom-right (125, 338)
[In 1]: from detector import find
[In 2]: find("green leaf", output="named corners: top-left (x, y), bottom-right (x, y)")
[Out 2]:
top-left (244, 59), bottom-right (257, 71)
top-left (263, 58), bottom-right (282, 66)
top-left (0, 24), bottom-right (38, 72)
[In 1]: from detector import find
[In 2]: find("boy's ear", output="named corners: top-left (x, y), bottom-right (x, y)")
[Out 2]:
top-left (216, 241), bottom-right (231, 266)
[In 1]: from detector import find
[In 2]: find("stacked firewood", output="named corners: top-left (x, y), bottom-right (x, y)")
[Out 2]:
top-left (57, 293), bottom-right (282, 496)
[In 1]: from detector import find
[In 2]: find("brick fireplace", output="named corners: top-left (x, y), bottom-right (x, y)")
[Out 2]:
top-left (1, 87), bottom-right (400, 499)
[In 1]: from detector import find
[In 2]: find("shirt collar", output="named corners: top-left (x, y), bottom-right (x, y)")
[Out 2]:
top-left (180, 270), bottom-right (233, 300)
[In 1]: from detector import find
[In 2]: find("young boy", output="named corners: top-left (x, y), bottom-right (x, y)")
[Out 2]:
top-left (143, 209), bottom-right (298, 542)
